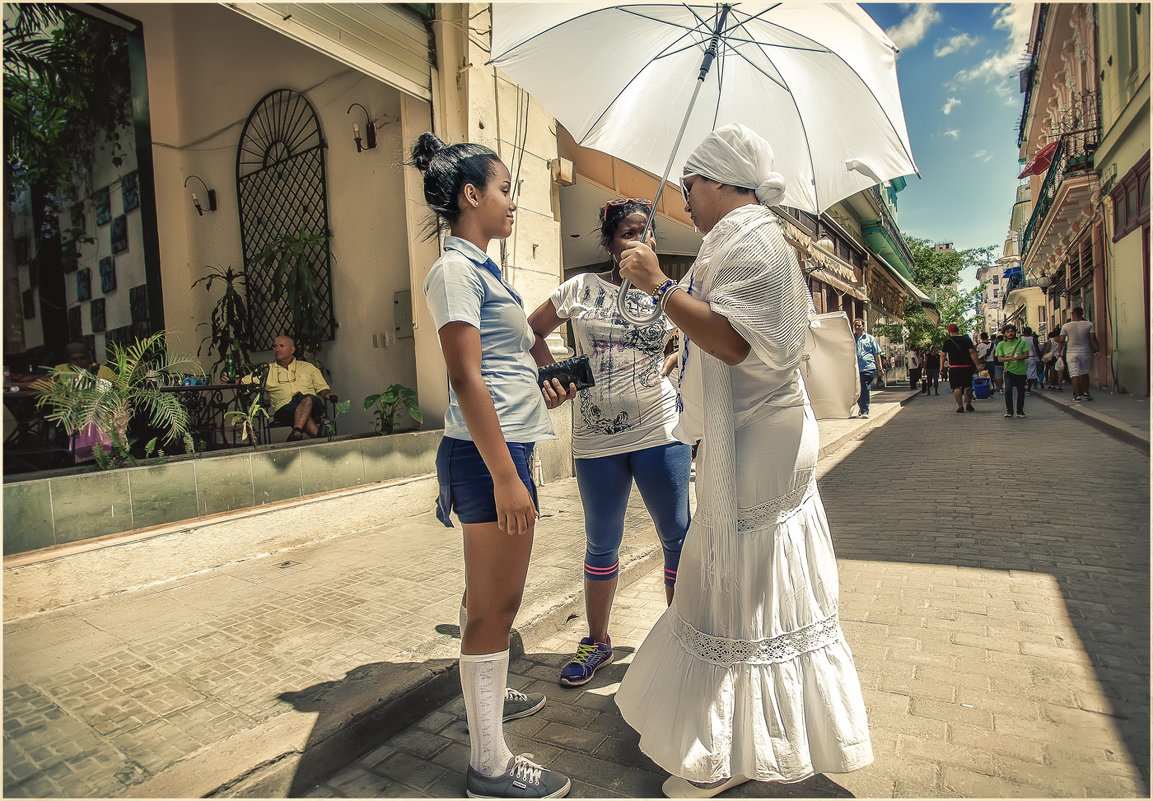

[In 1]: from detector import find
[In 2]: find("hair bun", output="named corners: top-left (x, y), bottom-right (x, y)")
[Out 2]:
top-left (410, 132), bottom-right (446, 172)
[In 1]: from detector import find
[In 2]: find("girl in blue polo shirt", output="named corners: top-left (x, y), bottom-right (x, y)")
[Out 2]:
top-left (412, 133), bottom-right (572, 799)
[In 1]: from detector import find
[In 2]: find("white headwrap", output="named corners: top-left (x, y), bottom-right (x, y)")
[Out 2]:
top-left (682, 123), bottom-right (786, 207)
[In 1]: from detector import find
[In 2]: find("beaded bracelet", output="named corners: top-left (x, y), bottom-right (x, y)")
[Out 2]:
top-left (651, 278), bottom-right (676, 301)
top-left (659, 284), bottom-right (683, 310)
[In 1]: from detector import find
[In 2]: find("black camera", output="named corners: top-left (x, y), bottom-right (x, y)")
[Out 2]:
top-left (538, 355), bottom-right (595, 392)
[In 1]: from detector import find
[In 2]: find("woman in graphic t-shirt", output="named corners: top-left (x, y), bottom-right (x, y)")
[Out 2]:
top-left (528, 199), bottom-right (691, 689)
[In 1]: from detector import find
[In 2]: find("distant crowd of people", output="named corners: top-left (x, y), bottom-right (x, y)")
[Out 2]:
top-left (895, 306), bottom-right (1101, 419)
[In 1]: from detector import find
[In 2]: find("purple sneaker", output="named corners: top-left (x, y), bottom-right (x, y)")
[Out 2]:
top-left (559, 637), bottom-right (612, 687)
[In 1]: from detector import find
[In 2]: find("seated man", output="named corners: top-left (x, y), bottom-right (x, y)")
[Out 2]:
top-left (239, 336), bottom-right (337, 441)
top-left (56, 342), bottom-right (116, 382)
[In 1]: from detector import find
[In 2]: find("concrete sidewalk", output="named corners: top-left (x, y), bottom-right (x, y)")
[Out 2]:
top-left (1031, 387), bottom-right (1149, 453)
top-left (2, 391), bottom-right (918, 798)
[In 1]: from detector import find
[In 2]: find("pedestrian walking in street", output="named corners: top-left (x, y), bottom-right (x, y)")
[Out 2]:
top-left (413, 132), bottom-right (571, 799)
top-left (1023, 326), bottom-right (1043, 395)
top-left (853, 318), bottom-right (883, 418)
top-left (988, 333), bottom-right (1005, 394)
top-left (527, 199), bottom-right (691, 689)
top-left (906, 348), bottom-right (922, 390)
top-left (995, 324), bottom-right (1030, 417)
top-left (1057, 307), bottom-right (1101, 402)
top-left (1043, 328), bottom-right (1066, 391)
top-left (614, 123), bottom-right (872, 799)
top-left (923, 344), bottom-right (940, 394)
top-left (941, 324), bottom-right (982, 413)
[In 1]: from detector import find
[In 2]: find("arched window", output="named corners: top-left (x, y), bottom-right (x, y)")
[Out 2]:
top-left (236, 89), bottom-right (334, 350)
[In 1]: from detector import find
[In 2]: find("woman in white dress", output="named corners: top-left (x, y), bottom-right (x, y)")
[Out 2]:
top-left (614, 124), bottom-right (873, 798)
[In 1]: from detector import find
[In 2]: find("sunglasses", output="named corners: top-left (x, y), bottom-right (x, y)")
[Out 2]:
top-left (604, 197), bottom-right (652, 215)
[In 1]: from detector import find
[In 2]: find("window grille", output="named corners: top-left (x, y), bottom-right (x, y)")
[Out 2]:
top-left (236, 89), bottom-right (334, 350)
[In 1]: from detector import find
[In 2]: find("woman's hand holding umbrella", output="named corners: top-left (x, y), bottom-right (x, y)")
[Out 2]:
top-left (618, 239), bottom-right (666, 294)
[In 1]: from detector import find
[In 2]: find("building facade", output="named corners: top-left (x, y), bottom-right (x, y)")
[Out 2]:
top-left (1015, 3), bottom-right (1149, 395)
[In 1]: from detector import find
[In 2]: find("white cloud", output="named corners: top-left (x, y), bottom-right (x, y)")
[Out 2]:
top-left (942, 97), bottom-right (961, 115)
top-left (934, 33), bottom-right (979, 58)
top-left (972, 150), bottom-right (993, 162)
top-left (886, 5), bottom-right (942, 51)
top-left (943, 129), bottom-right (960, 140)
top-left (951, 3), bottom-right (1033, 101)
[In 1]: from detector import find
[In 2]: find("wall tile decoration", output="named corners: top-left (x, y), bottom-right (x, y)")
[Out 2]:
top-left (129, 284), bottom-right (149, 323)
top-left (99, 256), bottom-right (116, 293)
top-left (90, 297), bottom-right (106, 332)
top-left (76, 268), bottom-right (91, 302)
top-left (93, 187), bottom-right (111, 226)
top-left (121, 171), bottom-right (139, 213)
top-left (110, 215), bottom-right (128, 254)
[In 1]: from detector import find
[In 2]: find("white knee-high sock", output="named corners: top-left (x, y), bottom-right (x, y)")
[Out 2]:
top-left (460, 649), bottom-right (514, 776)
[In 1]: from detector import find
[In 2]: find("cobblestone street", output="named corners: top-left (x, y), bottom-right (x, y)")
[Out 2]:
top-left (312, 391), bottom-right (1150, 798)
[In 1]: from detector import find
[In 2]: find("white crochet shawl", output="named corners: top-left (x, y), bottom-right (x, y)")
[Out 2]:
top-left (681, 204), bottom-right (810, 607)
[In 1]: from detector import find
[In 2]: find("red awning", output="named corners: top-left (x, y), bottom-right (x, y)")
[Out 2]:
top-left (1017, 140), bottom-right (1059, 179)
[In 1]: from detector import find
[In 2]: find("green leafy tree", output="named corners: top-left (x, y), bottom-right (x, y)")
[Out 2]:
top-left (898, 236), bottom-right (993, 350)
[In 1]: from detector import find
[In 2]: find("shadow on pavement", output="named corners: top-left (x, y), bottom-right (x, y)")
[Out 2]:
top-left (817, 405), bottom-right (1150, 790)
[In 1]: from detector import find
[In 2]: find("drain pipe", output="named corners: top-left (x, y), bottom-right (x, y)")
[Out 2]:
top-left (532, 450), bottom-right (544, 487)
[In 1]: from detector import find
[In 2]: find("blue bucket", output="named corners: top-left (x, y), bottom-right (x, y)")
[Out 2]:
top-left (972, 377), bottom-right (991, 399)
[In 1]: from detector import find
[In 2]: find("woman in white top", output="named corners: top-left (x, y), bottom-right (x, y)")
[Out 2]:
top-left (528, 199), bottom-right (691, 688)
top-left (614, 125), bottom-right (872, 797)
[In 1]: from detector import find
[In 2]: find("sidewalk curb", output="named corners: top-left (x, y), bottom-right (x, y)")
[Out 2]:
top-left (818, 388), bottom-right (920, 460)
top-left (1034, 391), bottom-right (1150, 454)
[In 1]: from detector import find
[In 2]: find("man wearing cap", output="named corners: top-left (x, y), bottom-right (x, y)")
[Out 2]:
top-left (615, 123), bottom-right (871, 798)
top-left (940, 324), bottom-right (982, 413)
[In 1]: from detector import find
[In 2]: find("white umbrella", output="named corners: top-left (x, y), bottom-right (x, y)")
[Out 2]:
top-left (489, 2), bottom-right (919, 322)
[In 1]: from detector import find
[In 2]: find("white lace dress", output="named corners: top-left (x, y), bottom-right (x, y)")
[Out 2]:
top-left (616, 205), bottom-right (872, 783)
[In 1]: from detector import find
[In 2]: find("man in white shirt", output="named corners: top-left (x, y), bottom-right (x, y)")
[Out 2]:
top-left (1058, 307), bottom-right (1101, 401)
top-left (905, 349), bottom-right (921, 390)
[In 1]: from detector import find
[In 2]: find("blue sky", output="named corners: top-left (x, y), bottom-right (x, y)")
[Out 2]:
top-left (860, 3), bottom-right (1035, 266)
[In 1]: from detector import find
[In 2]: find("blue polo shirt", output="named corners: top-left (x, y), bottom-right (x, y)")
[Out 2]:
top-left (855, 332), bottom-right (882, 373)
top-left (423, 236), bottom-right (554, 444)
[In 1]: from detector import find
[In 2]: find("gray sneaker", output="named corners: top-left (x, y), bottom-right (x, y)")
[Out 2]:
top-left (503, 688), bottom-right (545, 721)
top-left (466, 754), bottom-right (571, 798)
top-left (465, 689), bottom-right (546, 732)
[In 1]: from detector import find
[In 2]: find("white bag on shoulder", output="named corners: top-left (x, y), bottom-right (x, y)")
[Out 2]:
top-left (800, 311), bottom-right (859, 419)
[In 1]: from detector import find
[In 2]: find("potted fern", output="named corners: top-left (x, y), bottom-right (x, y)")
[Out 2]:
top-left (34, 330), bottom-right (204, 463)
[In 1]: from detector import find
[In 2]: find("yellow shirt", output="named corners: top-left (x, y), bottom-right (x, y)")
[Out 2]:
top-left (54, 363), bottom-right (117, 382)
top-left (242, 359), bottom-right (329, 412)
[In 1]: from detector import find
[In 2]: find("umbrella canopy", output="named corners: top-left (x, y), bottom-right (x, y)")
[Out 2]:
top-left (490, 2), bottom-right (919, 215)
top-left (1017, 140), bottom-right (1058, 179)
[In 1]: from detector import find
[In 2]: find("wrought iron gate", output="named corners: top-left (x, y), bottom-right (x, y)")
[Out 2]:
top-left (236, 89), bottom-right (334, 350)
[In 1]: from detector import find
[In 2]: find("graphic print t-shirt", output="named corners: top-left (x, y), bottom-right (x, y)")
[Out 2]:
top-left (550, 272), bottom-right (678, 459)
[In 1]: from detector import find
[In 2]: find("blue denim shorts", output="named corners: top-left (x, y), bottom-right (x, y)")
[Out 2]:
top-left (435, 437), bottom-right (538, 527)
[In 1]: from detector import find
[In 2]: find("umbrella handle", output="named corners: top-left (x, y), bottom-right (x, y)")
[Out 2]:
top-left (615, 4), bottom-right (732, 328)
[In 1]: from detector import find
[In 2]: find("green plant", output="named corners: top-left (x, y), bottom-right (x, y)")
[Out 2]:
top-left (193, 265), bottom-right (251, 380)
top-left (326, 398), bottom-right (352, 441)
top-left (224, 392), bottom-right (270, 448)
top-left (34, 330), bottom-right (204, 456)
top-left (257, 229), bottom-right (331, 359)
top-left (364, 384), bottom-right (422, 435)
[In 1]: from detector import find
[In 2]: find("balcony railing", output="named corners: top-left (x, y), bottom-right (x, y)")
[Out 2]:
top-left (866, 185), bottom-right (917, 273)
top-left (1020, 114), bottom-right (1100, 257)
top-left (1000, 274), bottom-right (1049, 308)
